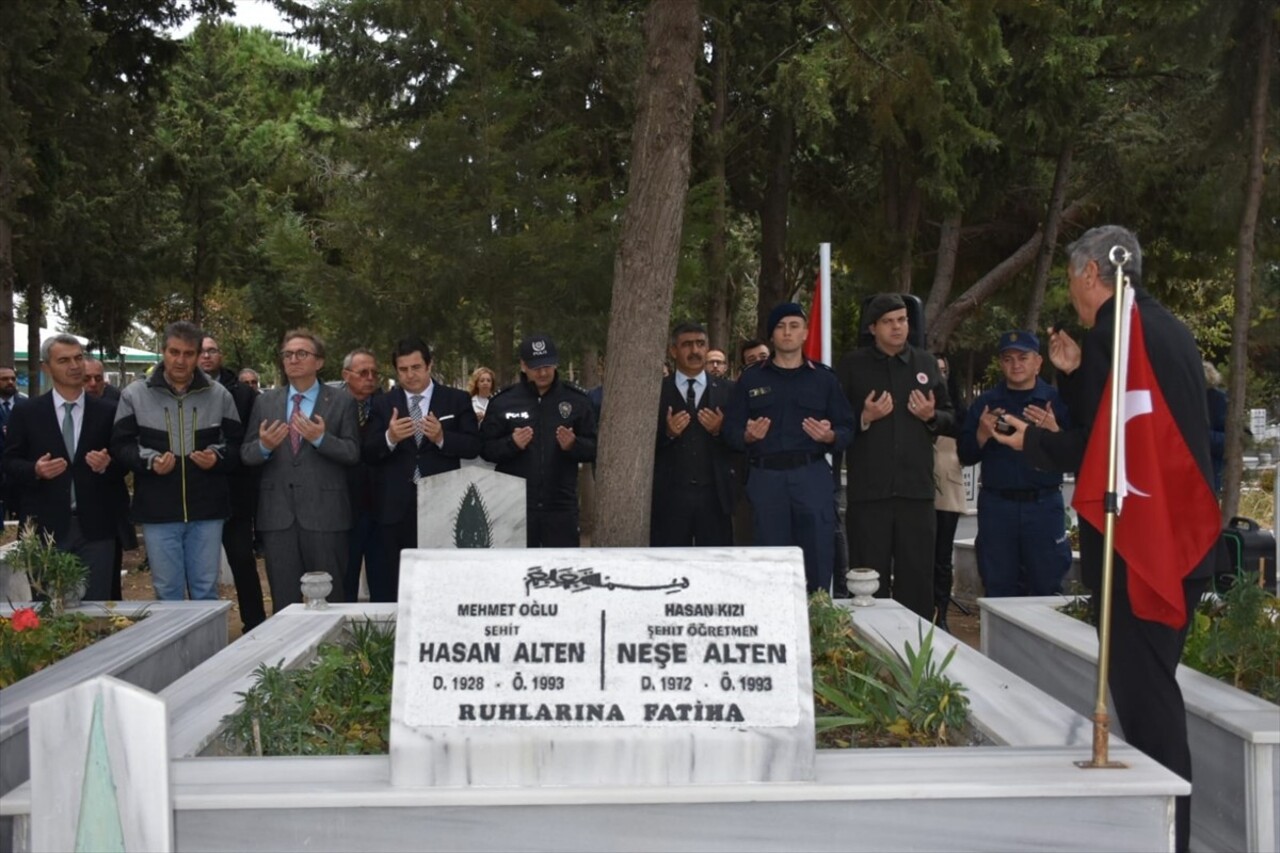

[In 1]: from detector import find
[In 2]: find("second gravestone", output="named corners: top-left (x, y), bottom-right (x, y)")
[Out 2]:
top-left (390, 547), bottom-right (814, 787)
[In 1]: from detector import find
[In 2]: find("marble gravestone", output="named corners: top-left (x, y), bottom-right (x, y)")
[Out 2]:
top-left (390, 547), bottom-right (814, 788)
top-left (28, 675), bottom-right (172, 852)
top-left (416, 467), bottom-right (527, 549)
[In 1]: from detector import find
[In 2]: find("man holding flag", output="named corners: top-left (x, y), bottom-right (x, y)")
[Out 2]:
top-left (994, 225), bottom-right (1220, 853)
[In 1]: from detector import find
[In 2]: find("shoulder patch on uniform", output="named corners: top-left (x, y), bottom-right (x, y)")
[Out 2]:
top-left (561, 381), bottom-right (590, 396)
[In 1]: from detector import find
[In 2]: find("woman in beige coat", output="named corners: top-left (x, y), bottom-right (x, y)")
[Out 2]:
top-left (933, 355), bottom-right (968, 629)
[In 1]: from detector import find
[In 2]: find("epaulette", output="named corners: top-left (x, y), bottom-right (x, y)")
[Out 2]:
top-left (489, 383), bottom-right (519, 400)
top-left (807, 359), bottom-right (836, 373)
top-left (562, 380), bottom-right (590, 396)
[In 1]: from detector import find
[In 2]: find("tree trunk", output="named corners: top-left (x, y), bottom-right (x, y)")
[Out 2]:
top-left (754, 110), bottom-right (794, 337)
top-left (923, 213), bottom-right (962, 339)
top-left (24, 265), bottom-right (41, 396)
top-left (1221, 3), bottom-right (1274, 522)
top-left (928, 198), bottom-right (1088, 351)
top-left (491, 307), bottom-right (515, 387)
top-left (0, 163), bottom-right (13, 366)
top-left (1023, 141), bottom-right (1074, 332)
top-left (705, 24), bottom-right (732, 350)
top-left (894, 184), bottom-right (921, 294)
top-left (593, 0), bottom-right (701, 547)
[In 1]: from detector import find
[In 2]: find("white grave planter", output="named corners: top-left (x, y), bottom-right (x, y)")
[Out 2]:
top-left (2, 551), bottom-right (1188, 851)
top-left (0, 600), bottom-right (227, 849)
top-left (981, 596), bottom-right (1280, 853)
top-left (951, 539), bottom-right (1081, 606)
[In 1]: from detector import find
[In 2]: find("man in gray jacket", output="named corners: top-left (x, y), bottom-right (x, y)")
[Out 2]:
top-left (241, 329), bottom-right (359, 611)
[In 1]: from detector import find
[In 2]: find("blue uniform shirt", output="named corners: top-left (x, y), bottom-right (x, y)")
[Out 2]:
top-left (958, 377), bottom-right (1069, 491)
top-left (724, 359), bottom-right (854, 457)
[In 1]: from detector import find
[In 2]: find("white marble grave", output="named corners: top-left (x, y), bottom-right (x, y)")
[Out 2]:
top-left (417, 467), bottom-right (526, 549)
top-left (29, 675), bottom-right (172, 852)
top-left (390, 546), bottom-right (815, 787)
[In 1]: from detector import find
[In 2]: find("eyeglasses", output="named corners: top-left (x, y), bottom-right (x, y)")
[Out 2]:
top-left (280, 350), bottom-right (316, 361)
top-left (346, 369), bottom-right (379, 379)
top-left (200, 347), bottom-right (220, 356)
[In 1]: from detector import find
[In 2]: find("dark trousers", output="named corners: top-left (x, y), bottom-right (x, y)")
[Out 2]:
top-left (345, 512), bottom-right (386, 603)
top-left (934, 509), bottom-right (961, 602)
top-left (223, 512), bottom-right (265, 630)
top-left (261, 524), bottom-right (347, 612)
top-left (377, 515), bottom-right (416, 603)
top-left (650, 483), bottom-right (732, 547)
top-left (528, 508), bottom-right (580, 548)
top-left (1094, 567), bottom-right (1206, 853)
top-left (747, 461), bottom-right (835, 594)
top-left (63, 517), bottom-right (116, 601)
top-left (847, 497), bottom-right (934, 619)
top-left (975, 490), bottom-right (1070, 597)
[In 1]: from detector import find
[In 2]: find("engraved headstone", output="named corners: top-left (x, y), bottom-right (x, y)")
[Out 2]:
top-left (416, 468), bottom-right (527, 549)
top-left (29, 675), bottom-right (172, 852)
top-left (390, 547), bottom-right (814, 787)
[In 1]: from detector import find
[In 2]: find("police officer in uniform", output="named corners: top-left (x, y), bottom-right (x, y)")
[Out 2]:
top-left (724, 303), bottom-right (854, 593)
top-left (481, 334), bottom-right (597, 547)
top-left (838, 293), bottom-right (954, 620)
top-left (958, 330), bottom-right (1072, 597)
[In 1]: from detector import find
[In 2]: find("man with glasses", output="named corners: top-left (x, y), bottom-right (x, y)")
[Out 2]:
top-left (241, 329), bottom-right (359, 612)
top-left (705, 349), bottom-right (729, 380)
top-left (365, 337), bottom-right (480, 600)
top-left (112, 321), bottom-right (244, 601)
top-left (340, 348), bottom-right (385, 602)
top-left (198, 335), bottom-right (266, 630)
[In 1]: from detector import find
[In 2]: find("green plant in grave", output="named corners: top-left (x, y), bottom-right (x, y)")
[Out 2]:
top-left (809, 593), bottom-right (969, 747)
top-left (6, 521), bottom-right (90, 615)
top-left (221, 620), bottom-right (396, 756)
top-left (1182, 577), bottom-right (1280, 704)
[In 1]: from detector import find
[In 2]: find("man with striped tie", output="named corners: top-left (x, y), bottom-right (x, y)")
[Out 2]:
top-left (364, 337), bottom-right (481, 601)
top-left (241, 329), bottom-right (359, 612)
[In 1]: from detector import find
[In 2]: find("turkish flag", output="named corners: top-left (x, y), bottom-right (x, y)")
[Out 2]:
top-left (1073, 290), bottom-right (1220, 629)
top-left (804, 273), bottom-right (823, 363)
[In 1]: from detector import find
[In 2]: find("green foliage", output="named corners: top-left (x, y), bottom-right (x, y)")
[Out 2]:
top-left (0, 609), bottom-right (139, 688)
top-left (809, 593), bottom-right (969, 747)
top-left (7, 521), bottom-right (90, 615)
top-left (1183, 579), bottom-right (1280, 703)
top-left (220, 620), bottom-right (395, 756)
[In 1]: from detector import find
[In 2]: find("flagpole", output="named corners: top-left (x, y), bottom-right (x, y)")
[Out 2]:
top-left (819, 243), bottom-right (832, 365)
top-left (1078, 245), bottom-right (1133, 770)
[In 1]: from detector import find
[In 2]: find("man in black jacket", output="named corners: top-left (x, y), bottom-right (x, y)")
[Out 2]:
top-left (838, 294), bottom-right (954, 619)
top-left (3, 335), bottom-right (128, 599)
top-left (481, 334), bottom-right (597, 547)
top-left (994, 225), bottom-right (1216, 853)
top-left (364, 337), bottom-right (480, 600)
top-left (651, 321), bottom-right (734, 546)
top-left (200, 336), bottom-right (266, 629)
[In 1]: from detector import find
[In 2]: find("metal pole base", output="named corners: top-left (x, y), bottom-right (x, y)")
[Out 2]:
top-left (1074, 712), bottom-right (1128, 769)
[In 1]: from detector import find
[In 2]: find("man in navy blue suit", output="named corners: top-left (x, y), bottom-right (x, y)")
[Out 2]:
top-left (2, 337), bottom-right (126, 599)
top-left (363, 337), bottom-right (481, 601)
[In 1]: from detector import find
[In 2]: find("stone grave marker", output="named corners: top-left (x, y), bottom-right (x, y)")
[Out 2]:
top-left (28, 675), bottom-right (172, 852)
top-left (417, 467), bottom-right (527, 549)
top-left (390, 546), bottom-right (814, 787)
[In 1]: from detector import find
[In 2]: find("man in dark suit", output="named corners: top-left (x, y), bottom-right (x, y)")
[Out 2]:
top-left (364, 337), bottom-right (481, 601)
top-left (2, 336), bottom-right (126, 600)
top-left (1, 364), bottom-right (27, 521)
top-left (241, 329), bottom-right (360, 612)
top-left (651, 321), bottom-right (734, 546)
top-left (340, 347), bottom-right (386, 602)
top-left (83, 358), bottom-right (121, 403)
top-left (83, 355), bottom-right (135, 600)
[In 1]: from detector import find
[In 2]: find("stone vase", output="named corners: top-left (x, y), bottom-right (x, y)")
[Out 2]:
top-left (846, 569), bottom-right (880, 607)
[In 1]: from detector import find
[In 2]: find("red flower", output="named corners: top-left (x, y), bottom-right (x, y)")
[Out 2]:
top-left (10, 608), bottom-right (40, 632)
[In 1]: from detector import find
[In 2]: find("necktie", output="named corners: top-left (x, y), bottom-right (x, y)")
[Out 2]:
top-left (358, 399), bottom-right (370, 427)
top-left (409, 395), bottom-right (424, 484)
top-left (686, 378), bottom-right (697, 412)
top-left (289, 393), bottom-right (304, 454)
top-left (62, 402), bottom-right (76, 510)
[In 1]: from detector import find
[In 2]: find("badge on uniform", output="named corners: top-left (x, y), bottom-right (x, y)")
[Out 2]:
top-left (916, 372), bottom-right (929, 385)
top-left (748, 386), bottom-right (772, 398)
top-left (558, 401), bottom-right (573, 419)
